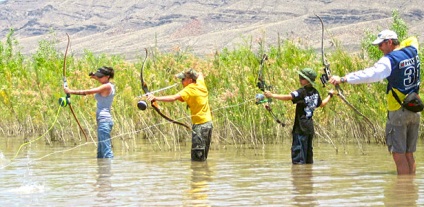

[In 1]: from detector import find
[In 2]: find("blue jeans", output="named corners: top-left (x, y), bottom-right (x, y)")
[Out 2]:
top-left (97, 120), bottom-right (114, 158)
top-left (291, 133), bottom-right (313, 164)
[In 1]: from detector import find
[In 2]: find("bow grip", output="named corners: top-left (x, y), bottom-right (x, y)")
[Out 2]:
top-left (63, 77), bottom-right (68, 88)
top-left (257, 81), bottom-right (265, 91)
top-left (320, 66), bottom-right (331, 87)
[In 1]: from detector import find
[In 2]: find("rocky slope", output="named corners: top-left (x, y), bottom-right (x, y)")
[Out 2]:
top-left (1, 0), bottom-right (423, 60)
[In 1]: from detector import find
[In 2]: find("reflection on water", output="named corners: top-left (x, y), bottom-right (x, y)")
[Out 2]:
top-left (0, 137), bottom-right (423, 206)
top-left (384, 175), bottom-right (419, 207)
top-left (185, 161), bottom-right (213, 207)
top-left (0, 151), bottom-right (7, 165)
top-left (95, 159), bottom-right (115, 204)
top-left (291, 165), bottom-right (316, 207)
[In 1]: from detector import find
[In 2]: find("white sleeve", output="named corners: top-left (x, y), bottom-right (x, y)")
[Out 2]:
top-left (345, 57), bottom-right (392, 84)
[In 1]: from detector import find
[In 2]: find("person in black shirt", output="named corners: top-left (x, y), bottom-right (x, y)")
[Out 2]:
top-left (264, 68), bottom-right (333, 164)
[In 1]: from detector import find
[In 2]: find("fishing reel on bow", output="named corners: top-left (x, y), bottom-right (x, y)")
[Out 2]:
top-left (58, 96), bottom-right (70, 107)
top-left (255, 93), bottom-right (272, 105)
top-left (137, 100), bottom-right (147, 110)
top-left (59, 78), bottom-right (71, 107)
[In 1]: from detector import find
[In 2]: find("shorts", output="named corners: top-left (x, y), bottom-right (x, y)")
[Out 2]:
top-left (385, 109), bottom-right (420, 153)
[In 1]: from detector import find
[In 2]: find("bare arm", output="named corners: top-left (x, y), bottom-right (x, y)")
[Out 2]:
top-left (264, 90), bottom-right (293, 101)
top-left (147, 93), bottom-right (183, 102)
top-left (329, 57), bottom-right (391, 85)
top-left (320, 89), bottom-right (334, 107)
top-left (64, 83), bottom-right (111, 96)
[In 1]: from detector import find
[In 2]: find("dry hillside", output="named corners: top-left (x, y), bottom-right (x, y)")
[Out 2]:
top-left (1, 0), bottom-right (423, 60)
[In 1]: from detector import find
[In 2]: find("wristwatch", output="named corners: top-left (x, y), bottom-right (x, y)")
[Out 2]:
top-left (340, 77), bottom-right (347, 83)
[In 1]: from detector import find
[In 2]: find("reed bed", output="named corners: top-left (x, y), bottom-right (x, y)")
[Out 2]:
top-left (0, 13), bottom-right (422, 150)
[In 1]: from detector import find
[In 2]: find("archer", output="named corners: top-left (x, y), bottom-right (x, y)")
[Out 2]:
top-left (263, 68), bottom-right (334, 164)
top-left (146, 68), bottom-right (213, 162)
top-left (329, 30), bottom-right (421, 175)
top-left (64, 67), bottom-right (116, 158)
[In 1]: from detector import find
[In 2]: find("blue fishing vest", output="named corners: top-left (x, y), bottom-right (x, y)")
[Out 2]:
top-left (386, 46), bottom-right (420, 94)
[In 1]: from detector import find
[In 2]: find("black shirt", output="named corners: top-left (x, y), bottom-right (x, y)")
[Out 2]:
top-left (291, 86), bottom-right (322, 135)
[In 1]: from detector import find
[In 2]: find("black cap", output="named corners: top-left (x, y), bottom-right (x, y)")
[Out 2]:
top-left (90, 67), bottom-right (111, 78)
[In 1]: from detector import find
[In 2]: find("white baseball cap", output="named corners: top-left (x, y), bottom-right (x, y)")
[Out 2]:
top-left (372, 30), bottom-right (398, 45)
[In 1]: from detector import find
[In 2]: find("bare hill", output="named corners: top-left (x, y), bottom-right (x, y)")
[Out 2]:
top-left (1, 0), bottom-right (423, 60)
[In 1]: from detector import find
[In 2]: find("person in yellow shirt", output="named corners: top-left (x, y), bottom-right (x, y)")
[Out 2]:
top-left (147, 68), bottom-right (213, 161)
top-left (329, 30), bottom-right (421, 175)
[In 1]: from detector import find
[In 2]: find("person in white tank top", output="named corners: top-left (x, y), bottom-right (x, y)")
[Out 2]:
top-left (64, 66), bottom-right (115, 158)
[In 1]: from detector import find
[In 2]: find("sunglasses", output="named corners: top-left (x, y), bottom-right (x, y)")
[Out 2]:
top-left (378, 39), bottom-right (389, 47)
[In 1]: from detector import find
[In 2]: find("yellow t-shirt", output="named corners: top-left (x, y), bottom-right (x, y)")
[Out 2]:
top-left (400, 36), bottom-right (419, 49)
top-left (387, 88), bottom-right (406, 111)
top-left (179, 77), bottom-right (212, 124)
top-left (387, 36), bottom-right (419, 111)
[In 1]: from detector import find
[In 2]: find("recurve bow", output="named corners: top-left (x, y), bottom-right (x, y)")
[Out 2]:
top-left (316, 15), bottom-right (376, 136)
top-left (140, 48), bottom-right (191, 130)
top-left (62, 33), bottom-right (89, 142)
top-left (256, 54), bottom-right (285, 127)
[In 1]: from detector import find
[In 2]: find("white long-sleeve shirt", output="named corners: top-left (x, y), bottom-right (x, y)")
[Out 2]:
top-left (346, 36), bottom-right (419, 85)
top-left (345, 57), bottom-right (392, 84)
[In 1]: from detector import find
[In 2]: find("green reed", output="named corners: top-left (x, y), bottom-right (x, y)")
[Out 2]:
top-left (1, 15), bottom-right (423, 150)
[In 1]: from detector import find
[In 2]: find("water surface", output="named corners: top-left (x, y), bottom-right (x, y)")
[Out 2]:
top-left (0, 137), bottom-right (423, 206)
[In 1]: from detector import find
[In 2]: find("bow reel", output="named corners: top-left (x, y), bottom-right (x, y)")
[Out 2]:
top-left (58, 96), bottom-right (70, 107)
top-left (255, 94), bottom-right (284, 126)
top-left (255, 93), bottom-right (272, 105)
top-left (137, 101), bottom-right (147, 110)
top-left (59, 78), bottom-right (71, 107)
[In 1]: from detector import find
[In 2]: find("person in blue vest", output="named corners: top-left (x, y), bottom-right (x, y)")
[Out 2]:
top-left (329, 30), bottom-right (421, 175)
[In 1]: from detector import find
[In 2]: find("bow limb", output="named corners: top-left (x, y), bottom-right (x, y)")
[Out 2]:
top-left (316, 14), bottom-right (331, 85)
top-left (316, 15), bottom-right (376, 139)
top-left (257, 54), bottom-right (268, 92)
top-left (317, 15), bottom-right (329, 69)
top-left (62, 33), bottom-right (89, 142)
top-left (140, 48), bottom-right (191, 130)
top-left (336, 92), bottom-right (375, 124)
top-left (151, 101), bottom-right (191, 130)
top-left (256, 54), bottom-right (285, 126)
top-left (140, 48), bottom-right (150, 94)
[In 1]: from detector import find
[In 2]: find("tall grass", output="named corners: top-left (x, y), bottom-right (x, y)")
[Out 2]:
top-left (0, 13), bottom-right (422, 149)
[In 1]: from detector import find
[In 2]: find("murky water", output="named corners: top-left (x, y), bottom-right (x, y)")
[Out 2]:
top-left (0, 137), bottom-right (423, 206)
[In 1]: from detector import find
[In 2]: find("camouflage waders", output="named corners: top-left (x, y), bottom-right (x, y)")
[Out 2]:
top-left (191, 121), bottom-right (213, 161)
